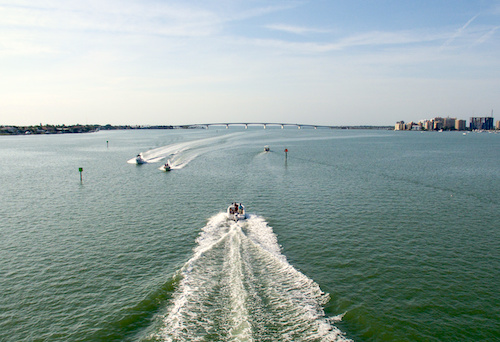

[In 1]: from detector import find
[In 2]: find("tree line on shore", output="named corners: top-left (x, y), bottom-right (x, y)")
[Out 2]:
top-left (0, 124), bottom-right (176, 135)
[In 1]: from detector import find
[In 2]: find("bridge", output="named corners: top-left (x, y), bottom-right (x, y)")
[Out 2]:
top-left (176, 123), bottom-right (337, 130)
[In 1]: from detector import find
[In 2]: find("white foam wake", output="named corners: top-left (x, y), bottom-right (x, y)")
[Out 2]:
top-left (128, 132), bottom-right (244, 168)
top-left (158, 213), bottom-right (351, 341)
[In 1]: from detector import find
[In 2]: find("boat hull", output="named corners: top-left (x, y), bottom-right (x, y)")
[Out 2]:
top-left (230, 213), bottom-right (246, 221)
top-left (227, 203), bottom-right (246, 221)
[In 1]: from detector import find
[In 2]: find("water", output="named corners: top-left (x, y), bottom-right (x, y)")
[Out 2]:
top-left (0, 128), bottom-right (498, 341)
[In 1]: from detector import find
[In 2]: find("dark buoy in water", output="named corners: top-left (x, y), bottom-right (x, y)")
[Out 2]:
top-left (106, 140), bottom-right (109, 148)
top-left (284, 148), bottom-right (288, 161)
top-left (79, 167), bottom-right (83, 183)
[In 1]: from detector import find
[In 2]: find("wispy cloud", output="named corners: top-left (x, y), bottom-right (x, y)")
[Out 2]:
top-left (227, 3), bottom-right (301, 21)
top-left (473, 25), bottom-right (500, 45)
top-left (265, 24), bottom-right (331, 35)
top-left (336, 30), bottom-right (444, 49)
top-left (1, 1), bottom-right (307, 40)
top-left (0, 1), bottom-right (221, 36)
top-left (441, 14), bottom-right (478, 48)
top-left (247, 29), bottom-right (446, 55)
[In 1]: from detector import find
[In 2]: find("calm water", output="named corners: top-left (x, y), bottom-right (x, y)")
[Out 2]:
top-left (0, 128), bottom-right (499, 341)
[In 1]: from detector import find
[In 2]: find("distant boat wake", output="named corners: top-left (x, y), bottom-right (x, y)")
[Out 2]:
top-left (127, 133), bottom-right (244, 168)
top-left (156, 213), bottom-right (350, 341)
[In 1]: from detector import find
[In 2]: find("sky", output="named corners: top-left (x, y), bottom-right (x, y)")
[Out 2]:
top-left (1, 0), bottom-right (499, 126)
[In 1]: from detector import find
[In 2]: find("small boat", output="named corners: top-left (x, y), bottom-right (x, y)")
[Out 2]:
top-left (161, 163), bottom-right (171, 172)
top-left (264, 146), bottom-right (270, 152)
top-left (227, 202), bottom-right (246, 221)
top-left (136, 153), bottom-right (146, 164)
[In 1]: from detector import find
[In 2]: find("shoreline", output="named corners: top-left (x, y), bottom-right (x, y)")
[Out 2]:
top-left (0, 124), bottom-right (394, 135)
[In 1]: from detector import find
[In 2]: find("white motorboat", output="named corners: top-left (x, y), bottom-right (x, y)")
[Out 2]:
top-left (161, 162), bottom-right (171, 171)
top-left (264, 145), bottom-right (270, 152)
top-left (227, 202), bottom-right (246, 221)
top-left (136, 153), bottom-right (146, 164)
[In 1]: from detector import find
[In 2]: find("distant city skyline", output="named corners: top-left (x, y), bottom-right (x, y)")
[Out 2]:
top-left (395, 115), bottom-right (498, 131)
top-left (1, 1), bottom-right (499, 126)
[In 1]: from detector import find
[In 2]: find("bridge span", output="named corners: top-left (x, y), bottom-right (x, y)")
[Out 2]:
top-left (179, 123), bottom-right (336, 130)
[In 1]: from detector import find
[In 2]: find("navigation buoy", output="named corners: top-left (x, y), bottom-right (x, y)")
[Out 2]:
top-left (284, 148), bottom-right (288, 161)
top-left (79, 167), bottom-right (83, 183)
top-left (106, 140), bottom-right (109, 148)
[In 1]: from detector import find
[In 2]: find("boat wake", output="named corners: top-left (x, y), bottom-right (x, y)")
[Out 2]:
top-left (128, 133), bottom-right (244, 168)
top-left (156, 213), bottom-right (350, 341)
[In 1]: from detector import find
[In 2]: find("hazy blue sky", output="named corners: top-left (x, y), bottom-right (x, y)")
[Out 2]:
top-left (1, 0), bottom-right (499, 126)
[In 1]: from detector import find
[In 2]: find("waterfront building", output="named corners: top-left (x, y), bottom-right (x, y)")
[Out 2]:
top-left (455, 120), bottom-right (466, 131)
top-left (432, 117), bottom-right (444, 130)
top-left (396, 116), bottom-right (478, 131)
top-left (496, 121), bottom-right (500, 130)
top-left (470, 117), bottom-right (494, 130)
top-left (433, 121), bottom-right (443, 130)
top-left (443, 117), bottom-right (456, 130)
top-left (395, 121), bottom-right (405, 130)
top-left (423, 120), bottom-right (433, 130)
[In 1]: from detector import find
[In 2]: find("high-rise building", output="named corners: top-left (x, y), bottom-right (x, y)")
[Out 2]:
top-left (455, 120), bottom-right (466, 131)
top-left (431, 117), bottom-right (443, 130)
top-left (405, 121), bottom-right (415, 130)
top-left (424, 120), bottom-right (433, 130)
top-left (395, 121), bottom-right (405, 130)
top-left (470, 117), bottom-right (494, 130)
top-left (443, 117), bottom-right (456, 130)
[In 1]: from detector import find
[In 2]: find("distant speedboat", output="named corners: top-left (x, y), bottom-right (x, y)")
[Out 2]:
top-left (136, 153), bottom-right (146, 164)
top-left (264, 145), bottom-right (270, 152)
top-left (227, 202), bottom-right (246, 221)
top-left (161, 162), bottom-right (171, 172)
